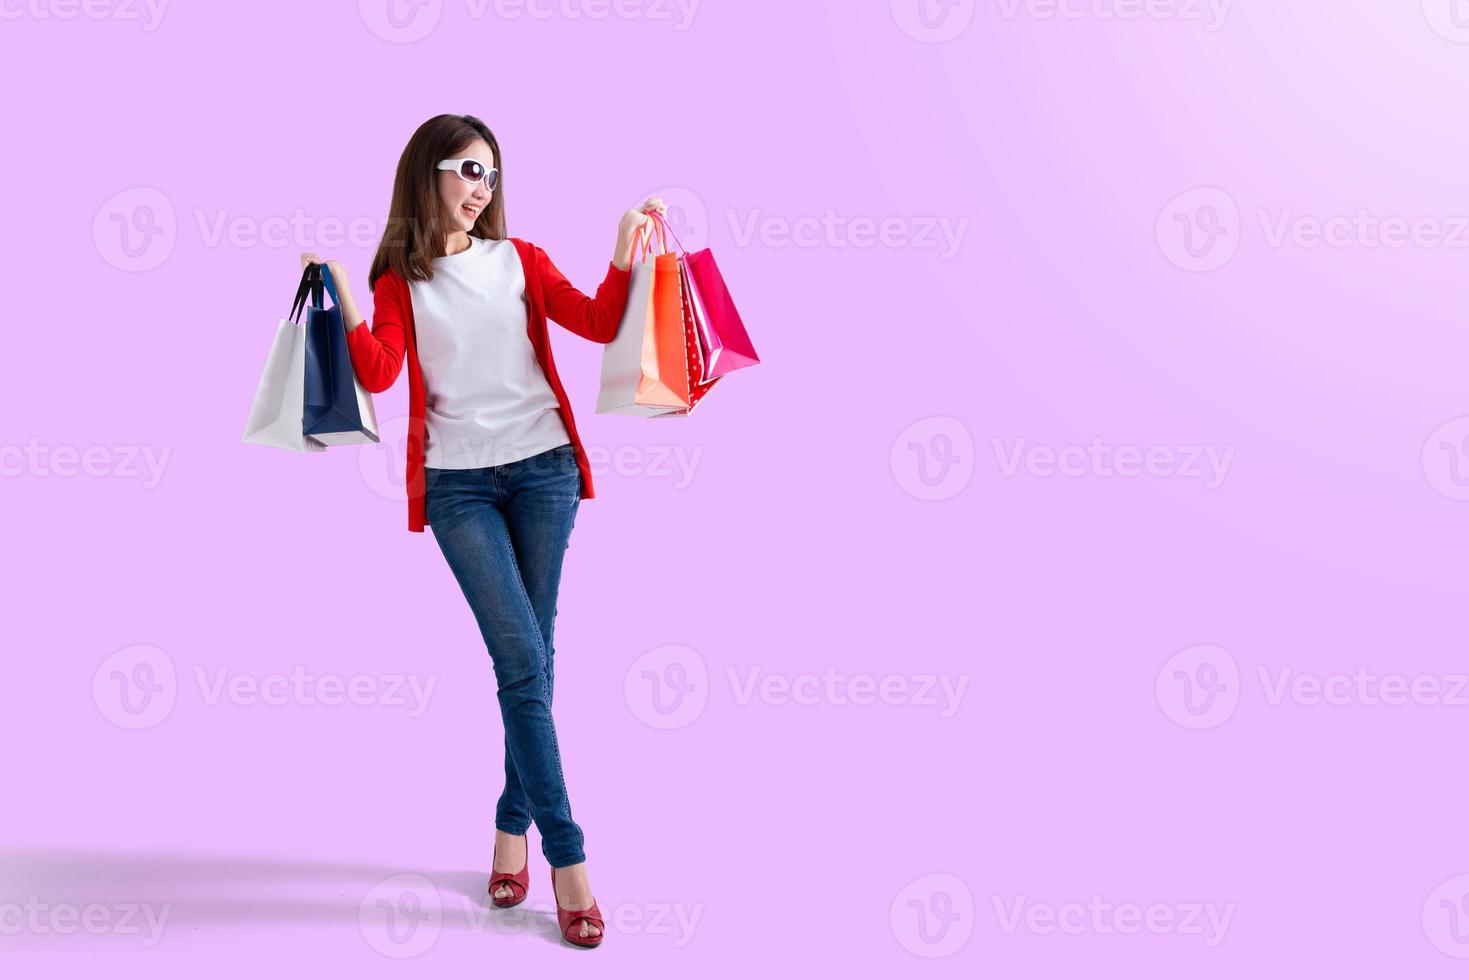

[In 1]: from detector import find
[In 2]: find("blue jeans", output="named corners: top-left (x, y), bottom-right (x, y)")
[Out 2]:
top-left (424, 443), bottom-right (586, 868)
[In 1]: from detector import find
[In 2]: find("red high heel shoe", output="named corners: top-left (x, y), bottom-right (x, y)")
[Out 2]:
top-left (550, 866), bottom-right (604, 948)
top-left (488, 835), bottom-right (529, 909)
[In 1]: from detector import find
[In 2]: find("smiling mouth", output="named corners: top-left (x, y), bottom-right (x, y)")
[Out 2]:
top-left (461, 203), bottom-right (479, 219)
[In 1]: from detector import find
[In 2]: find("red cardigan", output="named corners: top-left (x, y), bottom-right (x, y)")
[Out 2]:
top-left (344, 238), bottom-right (631, 532)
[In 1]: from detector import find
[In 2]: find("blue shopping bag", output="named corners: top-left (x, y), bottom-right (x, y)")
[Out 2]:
top-left (302, 264), bottom-right (379, 446)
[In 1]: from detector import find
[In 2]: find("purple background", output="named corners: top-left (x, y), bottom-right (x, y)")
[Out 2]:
top-left (5, 0), bottom-right (1469, 973)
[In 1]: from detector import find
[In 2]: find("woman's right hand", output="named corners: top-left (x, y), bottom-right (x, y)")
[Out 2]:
top-left (299, 252), bottom-right (348, 286)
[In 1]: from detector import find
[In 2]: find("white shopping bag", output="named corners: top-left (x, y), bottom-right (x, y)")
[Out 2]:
top-left (243, 273), bottom-right (327, 452)
top-left (595, 253), bottom-right (666, 416)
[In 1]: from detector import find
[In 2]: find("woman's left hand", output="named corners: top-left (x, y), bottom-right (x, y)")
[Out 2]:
top-left (613, 197), bottom-right (668, 270)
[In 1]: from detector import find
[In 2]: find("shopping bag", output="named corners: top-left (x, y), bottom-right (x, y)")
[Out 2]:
top-left (302, 264), bottom-right (379, 445)
top-left (648, 260), bottom-right (723, 418)
top-left (652, 212), bottom-right (759, 382)
top-left (242, 267), bottom-right (328, 453)
top-left (596, 222), bottom-right (693, 415)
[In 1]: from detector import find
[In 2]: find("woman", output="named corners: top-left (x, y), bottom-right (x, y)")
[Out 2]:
top-left (301, 113), bottom-right (663, 949)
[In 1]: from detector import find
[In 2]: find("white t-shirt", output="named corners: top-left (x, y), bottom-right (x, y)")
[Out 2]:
top-left (410, 236), bottom-right (570, 469)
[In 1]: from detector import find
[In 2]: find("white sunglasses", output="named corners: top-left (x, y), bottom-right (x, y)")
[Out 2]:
top-left (437, 157), bottom-right (499, 192)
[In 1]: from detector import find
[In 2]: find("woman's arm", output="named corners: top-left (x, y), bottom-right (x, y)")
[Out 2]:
top-left (536, 245), bottom-right (633, 344)
top-left (540, 199), bottom-right (667, 343)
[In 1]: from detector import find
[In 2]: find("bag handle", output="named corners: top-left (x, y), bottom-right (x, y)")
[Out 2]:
top-left (630, 221), bottom-right (655, 264)
top-left (288, 265), bottom-right (317, 323)
top-left (627, 209), bottom-right (678, 265)
top-left (649, 210), bottom-right (685, 254)
top-left (317, 262), bottom-right (340, 307)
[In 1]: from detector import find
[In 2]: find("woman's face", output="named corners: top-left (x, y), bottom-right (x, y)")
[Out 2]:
top-left (438, 137), bottom-right (495, 234)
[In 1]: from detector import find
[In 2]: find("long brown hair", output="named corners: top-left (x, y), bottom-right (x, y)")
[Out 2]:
top-left (368, 114), bottom-right (506, 290)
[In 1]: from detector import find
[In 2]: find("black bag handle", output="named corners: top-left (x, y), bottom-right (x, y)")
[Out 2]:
top-left (288, 264), bottom-right (319, 323)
